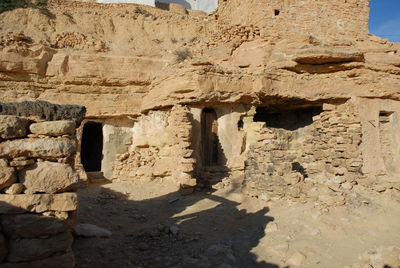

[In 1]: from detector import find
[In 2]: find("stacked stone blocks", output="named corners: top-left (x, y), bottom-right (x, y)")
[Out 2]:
top-left (0, 101), bottom-right (85, 267)
top-left (243, 101), bottom-right (364, 205)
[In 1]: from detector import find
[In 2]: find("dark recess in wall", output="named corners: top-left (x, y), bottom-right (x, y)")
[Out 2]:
top-left (81, 122), bottom-right (103, 172)
top-left (254, 106), bottom-right (323, 131)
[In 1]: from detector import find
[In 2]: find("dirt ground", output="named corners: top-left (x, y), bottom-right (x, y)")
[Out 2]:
top-left (73, 177), bottom-right (400, 268)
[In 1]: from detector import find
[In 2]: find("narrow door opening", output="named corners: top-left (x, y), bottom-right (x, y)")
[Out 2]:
top-left (201, 108), bottom-right (219, 167)
top-left (379, 111), bottom-right (397, 173)
top-left (81, 122), bottom-right (103, 172)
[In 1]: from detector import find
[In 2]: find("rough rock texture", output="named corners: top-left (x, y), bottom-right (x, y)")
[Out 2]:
top-left (0, 138), bottom-right (76, 160)
top-left (19, 161), bottom-right (79, 194)
top-left (112, 105), bottom-right (195, 186)
top-left (0, 116), bottom-right (30, 139)
top-left (4, 183), bottom-right (24, 194)
top-left (0, 1), bottom-right (396, 118)
top-left (0, 252), bottom-right (75, 268)
top-left (0, 193), bottom-right (78, 213)
top-left (0, 101), bottom-right (82, 267)
top-left (1, 214), bottom-right (69, 238)
top-left (293, 47), bottom-right (364, 64)
top-left (0, 45), bottom-right (54, 76)
top-left (243, 101), bottom-right (363, 203)
top-left (0, 101), bottom-right (85, 125)
top-left (0, 160), bottom-right (16, 191)
top-left (0, 0), bottom-right (399, 267)
top-left (29, 120), bottom-right (76, 136)
top-left (6, 232), bottom-right (73, 262)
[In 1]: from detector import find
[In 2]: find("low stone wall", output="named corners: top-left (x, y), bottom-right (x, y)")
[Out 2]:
top-left (243, 101), bottom-right (365, 205)
top-left (0, 101), bottom-right (85, 267)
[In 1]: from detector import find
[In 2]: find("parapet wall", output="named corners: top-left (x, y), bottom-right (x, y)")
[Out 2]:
top-left (0, 101), bottom-right (85, 267)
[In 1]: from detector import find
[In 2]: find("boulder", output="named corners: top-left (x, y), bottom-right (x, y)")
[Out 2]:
top-left (0, 251), bottom-right (75, 268)
top-left (7, 232), bottom-right (73, 262)
top-left (0, 138), bottom-right (76, 160)
top-left (73, 223), bottom-right (112, 237)
top-left (2, 214), bottom-right (69, 238)
top-left (0, 115), bottom-right (30, 139)
top-left (4, 183), bottom-right (25, 194)
top-left (0, 159), bottom-right (17, 190)
top-left (0, 101), bottom-right (85, 125)
top-left (29, 120), bottom-right (76, 136)
top-left (19, 162), bottom-right (79, 194)
top-left (0, 193), bottom-right (78, 214)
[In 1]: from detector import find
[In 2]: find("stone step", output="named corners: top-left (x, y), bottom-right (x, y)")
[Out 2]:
top-left (86, 172), bottom-right (108, 184)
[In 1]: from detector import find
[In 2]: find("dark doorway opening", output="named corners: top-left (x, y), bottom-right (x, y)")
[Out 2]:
top-left (254, 106), bottom-right (323, 130)
top-left (81, 122), bottom-right (103, 172)
top-left (201, 108), bottom-right (219, 167)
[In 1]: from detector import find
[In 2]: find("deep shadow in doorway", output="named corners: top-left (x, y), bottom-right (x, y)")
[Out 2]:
top-left (81, 122), bottom-right (103, 172)
top-left (199, 108), bottom-right (229, 187)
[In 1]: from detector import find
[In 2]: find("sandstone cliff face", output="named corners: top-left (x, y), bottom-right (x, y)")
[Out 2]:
top-left (0, 0), bottom-right (398, 117)
top-left (0, 0), bottom-right (398, 201)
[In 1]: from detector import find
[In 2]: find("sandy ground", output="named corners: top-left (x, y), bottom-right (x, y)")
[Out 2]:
top-left (73, 178), bottom-right (400, 268)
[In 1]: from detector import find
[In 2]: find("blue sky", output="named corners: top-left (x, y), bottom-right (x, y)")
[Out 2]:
top-left (369, 0), bottom-right (400, 42)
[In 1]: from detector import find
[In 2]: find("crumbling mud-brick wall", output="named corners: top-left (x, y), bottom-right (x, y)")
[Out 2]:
top-left (0, 101), bottom-right (85, 267)
top-left (243, 100), bottom-right (365, 206)
top-left (113, 105), bottom-right (196, 189)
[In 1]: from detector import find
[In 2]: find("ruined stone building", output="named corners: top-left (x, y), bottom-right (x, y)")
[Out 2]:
top-left (0, 0), bottom-right (399, 266)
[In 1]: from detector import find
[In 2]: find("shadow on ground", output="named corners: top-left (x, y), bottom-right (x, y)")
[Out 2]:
top-left (73, 183), bottom-right (280, 268)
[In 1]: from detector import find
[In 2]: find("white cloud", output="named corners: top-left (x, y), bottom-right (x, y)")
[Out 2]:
top-left (370, 17), bottom-right (400, 42)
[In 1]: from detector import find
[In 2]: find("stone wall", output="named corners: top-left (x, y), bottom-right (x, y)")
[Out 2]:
top-left (112, 105), bottom-right (196, 191)
top-left (218, 0), bottom-right (370, 40)
top-left (243, 100), bottom-right (365, 205)
top-left (0, 101), bottom-right (85, 267)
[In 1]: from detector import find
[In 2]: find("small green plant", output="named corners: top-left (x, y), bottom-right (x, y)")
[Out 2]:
top-left (174, 48), bottom-right (191, 63)
top-left (171, 38), bottom-right (178, 44)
